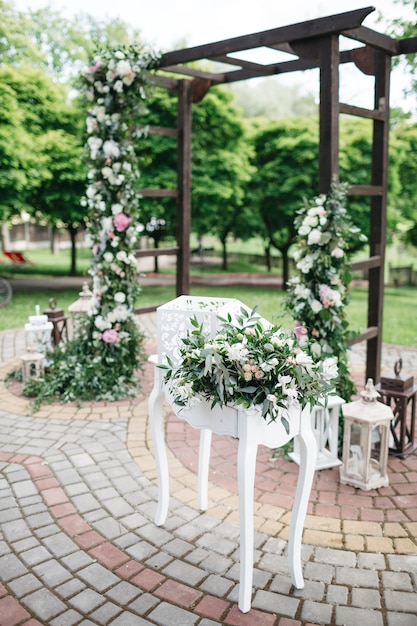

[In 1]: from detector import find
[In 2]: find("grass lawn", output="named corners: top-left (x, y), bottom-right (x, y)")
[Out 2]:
top-left (0, 247), bottom-right (415, 346)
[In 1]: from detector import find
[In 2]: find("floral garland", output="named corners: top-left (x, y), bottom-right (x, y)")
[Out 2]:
top-left (284, 180), bottom-right (366, 401)
top-left (162, 307), bottom-right (339, 433)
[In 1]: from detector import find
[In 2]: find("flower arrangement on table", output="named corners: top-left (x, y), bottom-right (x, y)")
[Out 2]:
top-left (284, 179), bottom-right (366, 402)
top-left (162, 307), bottom-right (339, 434)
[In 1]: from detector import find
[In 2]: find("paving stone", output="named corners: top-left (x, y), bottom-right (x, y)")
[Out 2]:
top-left (105, 581), bottom-right (142, 604)
top-left (196, 533), bottom-right (237, 556)
top-left (315, 547), bottom-right (357, 568)
top-left (148, 601), bottom-right (200, 626)
top-left (2, 519), bottom-right (32, 542)
top-left (137, 523), bottom-right (173, 546)
top-left (128, 591), bottom-right (159, 616)
top-left (384, 589), bottom-right (417, 613)
top-left (385, 612), bottom-right (417, 626)
top-left (55, 578), bottom-right (86, 599)
top-left (252, 589), bottom-right (299, 617)
top-left (358, 552), bottom-right (387, 570)
top-left (335, 567), bottom-right (379, 588)
top-left (159, 538), bottom-right (191, 558)
top-left (144, 552), bottom-right (173, 570)
top-left (20, 545), bottom-right (52, 567)
top-left (12, 537), bottom-right (39, 553)
top-left (199, 574), bottom-right (235, 597)
top-left (33, 559), bottom-right (73, 587)
top-left (77, 562), bottom-right (120, 592)
top-left (21, 587), bottom-right (67, 621)
top-left (42, 532), bottom-right (79, 558)
top-left (326, 584), bottom-right (349, 605)
top-left (351, 587), bottom-right (381, 609)
top-left (200, 552), bottom-right (233, 575)
top-left (0, 553), bottom-right (29, 581)
top-left (162, 560), bottom-right (207, 587)
top-left (126, 540), bottom-right (158, 561)
top-left (293, 579), bottom-right (325, 601)
top-left (69, 588), bottom-right (106, 613)
top-left (8, 573), bottom-right (44, 597)
top-left (90, 601), bottom-right (123, 624)
top-left (303, 561), bottom-right (335, 583)
top-left (110, 611), bottom-right (151, 625)
top-left (300, 599), bottom-right (334, 624)
top-left (61, 550), bottom-right (95, 572)
top-left (50, 609), bottom-right (84, 626)
top-left (381, 571), bottom-right (414, 591)
top-left (335, 605), bottom-right (384, 626)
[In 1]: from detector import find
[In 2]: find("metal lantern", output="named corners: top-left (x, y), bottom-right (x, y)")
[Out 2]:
top-left (376, 359), bottom-right (417, 458)
top-left (68, 282), bottom-right (93, 337)
top-left (24, 305), bottom-right (53, 355)
top-left (340, 379), bottom-right (394, 491)
top-left (21, 345), bottom-right (45, 381)
top-left (43, 298), bottom-right (68, 346)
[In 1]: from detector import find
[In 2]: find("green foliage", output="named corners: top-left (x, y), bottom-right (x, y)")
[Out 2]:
top-left (22, 316), bottom-right (145, 409)
top-left (162, 306), bottom-right (338, 430)
top-left (284, 180), bottom-right (367, 402)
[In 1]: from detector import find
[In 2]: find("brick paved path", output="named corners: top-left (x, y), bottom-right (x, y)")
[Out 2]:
top-left (0, 316), bottom-right (416, 625)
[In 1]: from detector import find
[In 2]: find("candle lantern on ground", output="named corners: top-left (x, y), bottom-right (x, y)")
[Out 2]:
top-left (24, 305), bottom-right (53, 355)
top-left (340, 379), bottom-right (393, 491)
top-left (43, 298), bottom-right (68, 346)
top-left (20, 345), bottom-right (44, 381)
top-left (375, 359), bottom-right (417, 458)
top-left (68, 282), bottom-right (93, 338)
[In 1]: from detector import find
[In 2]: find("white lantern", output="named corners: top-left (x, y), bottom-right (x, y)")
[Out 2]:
top-left (24, 305), bottom-right (53, 355)
top-left (340, 379), bottom-right (393, 491)
top-left (68, 282), bottom-right (93, 337)
top-left (21, 345), bottom-right (45, 381)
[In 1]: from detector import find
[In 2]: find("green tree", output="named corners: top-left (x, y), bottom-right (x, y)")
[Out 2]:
top-left (390, 121), bottom-right (417, 246)
top-left (249, 118), bottom-right (319, 287)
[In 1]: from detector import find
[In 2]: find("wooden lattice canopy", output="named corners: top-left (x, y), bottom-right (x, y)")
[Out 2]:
top-left (138, 6), bottom-right (417, 384)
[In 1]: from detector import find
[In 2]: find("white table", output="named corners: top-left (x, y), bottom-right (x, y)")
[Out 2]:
top-left (148, 355), bottom-right (317, 613)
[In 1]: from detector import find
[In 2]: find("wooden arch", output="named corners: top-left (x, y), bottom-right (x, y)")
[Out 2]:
top-left (139, 6), bottom-right (417, 385)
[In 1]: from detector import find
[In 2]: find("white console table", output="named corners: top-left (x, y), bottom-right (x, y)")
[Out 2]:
top-left (148, 355), bottom-right (317, 613)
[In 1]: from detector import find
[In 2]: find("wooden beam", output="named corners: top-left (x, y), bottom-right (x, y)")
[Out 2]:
top-left (159, 7), bottom-right (374, 67)
top-left (342, 25), bottom-right (399, 54)
top-left (398, 37), bottom-right (417, 55)
top-left (340, 102), bottom-right (385, 121)
top-left (135, 247), bottom-right (179, 258)
top-left (351, 255), bottom-right (381, 272)
top-left (139, 189), bottom-right (177, 198)
top-left (347, 184), bottom-right (383, 196)
top-left (348, 326), bottom-right (379, 346)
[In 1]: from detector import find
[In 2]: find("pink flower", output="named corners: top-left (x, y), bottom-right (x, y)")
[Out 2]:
top-left (113, 213), bottom-right (132, 232)
top-left (102, 328), bottom-right (119, 344)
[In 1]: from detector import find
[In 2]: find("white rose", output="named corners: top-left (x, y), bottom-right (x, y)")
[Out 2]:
top-left (103, 140), bottom-right (120, 159)
top-left (114, 291), bottom-right (126, 303)
top-left (111, 203), bottom-right (123, 215)
top-left (295, 351), bottom-right (313, 366)
top-left (331, 246), bottom-right (344, 258)
top-left (321, 357), bottom-right (339, 380)
top-left (311, 299), bottom-right (323, 313)
top-left (307, 229), bottom-right (322, 245)
top-left (103, 252), bottom-right (113, 263)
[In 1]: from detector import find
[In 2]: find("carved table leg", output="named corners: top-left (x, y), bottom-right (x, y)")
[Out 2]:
top-left (148, 357), bottom-right (170, 526)
top-left (288, 406), bottom-right (317, 588)
top-left (198, 430), bottom-right (212, 511)
top-left (237, 411), bottom-right (258, 613)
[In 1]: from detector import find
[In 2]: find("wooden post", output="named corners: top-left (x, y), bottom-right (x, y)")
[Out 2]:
top-left (366, 50), bottom-right (390, 384)
top-left (176, 80), bottom-right (192, 296)
top-left (318, 35), bottom-right (340, 194)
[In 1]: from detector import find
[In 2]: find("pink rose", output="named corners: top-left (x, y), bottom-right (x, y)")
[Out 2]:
top-left (102, 328), bottom-right (119, 344)
top-left (113, 213), bottom-right (132, 232)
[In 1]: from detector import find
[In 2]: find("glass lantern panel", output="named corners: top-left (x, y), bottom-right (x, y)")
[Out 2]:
top-left (370, 424), bottom-right (384, 471)
top-left (347, 422), bottom-right (365, 476)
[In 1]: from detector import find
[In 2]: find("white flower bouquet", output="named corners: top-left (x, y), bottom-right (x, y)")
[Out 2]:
top-left (162, 307), bottom-right (339, 434)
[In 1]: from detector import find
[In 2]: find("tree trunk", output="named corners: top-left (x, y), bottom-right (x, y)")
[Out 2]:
top-left (68, 225), bottom-right (78, 276)
top-left (221, 237), bottom-right (228, 271)
top-left (1, 222), bottom-right (11, 251)
top-left (154, 239), bottom-right (159, 273)
top-left (50, 226), bottom-right (60, 255)
top-left (282, 247), bottom-right (290, 290)
top-left (265, 241), bottom-right (272, 272)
